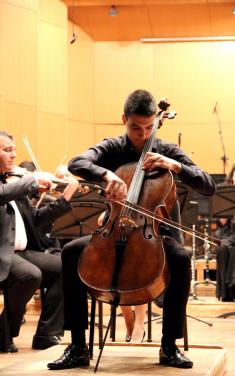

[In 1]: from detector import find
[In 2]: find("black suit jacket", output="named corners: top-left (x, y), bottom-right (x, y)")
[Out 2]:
top-left (0, 175), bottom-right (72, 282)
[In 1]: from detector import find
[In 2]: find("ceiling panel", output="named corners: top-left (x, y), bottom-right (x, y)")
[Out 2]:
top-left (61, 1), bottom-right (235, 41)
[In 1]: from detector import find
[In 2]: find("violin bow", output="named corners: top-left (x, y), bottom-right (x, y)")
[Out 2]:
top-left (22, 135), bottom-right (41, 172)
top-left (95, 185), bottom-right (219, 247)
top-left (22, 135), bottom-right (68, 208)
top-left (36, 153), bottom-right (68, 208)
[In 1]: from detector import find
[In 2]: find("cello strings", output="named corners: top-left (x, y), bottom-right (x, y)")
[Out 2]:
top-left (124, 117), bottom-right (160, 218)
top-left (93, 185), bottom-right (219, 246)
top-left (112, 198), bottom-right (219, 246)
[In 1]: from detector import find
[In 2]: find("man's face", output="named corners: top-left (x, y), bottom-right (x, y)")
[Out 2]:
top-left (0, 135), bottom-right (16, 173)
top-left (122, 113), bottom-right (156, 152)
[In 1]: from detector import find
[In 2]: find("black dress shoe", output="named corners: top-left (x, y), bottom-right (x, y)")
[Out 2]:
top-left (0, 339), bottom-right (18, 353)
top-left (159, 345), bottom-right (193, 368)
top-left (32, 334), bottom-right (60, 350)
top-left (47, 344), bottom-right (90, 370)
top-left (125, 334), bottom-right (131, 342)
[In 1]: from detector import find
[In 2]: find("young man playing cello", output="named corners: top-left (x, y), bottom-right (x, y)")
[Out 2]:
top-left (48, 89), bottom-right (215, 370)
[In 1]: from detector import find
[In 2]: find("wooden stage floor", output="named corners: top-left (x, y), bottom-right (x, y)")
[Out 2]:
top-left (0, 296), bottom-right (235, 376)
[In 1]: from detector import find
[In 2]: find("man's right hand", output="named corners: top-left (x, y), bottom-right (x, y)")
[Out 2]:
top-left (33, 172), bottom-right (54, 191)
top-left (104, 170), bottom-right (127, 200)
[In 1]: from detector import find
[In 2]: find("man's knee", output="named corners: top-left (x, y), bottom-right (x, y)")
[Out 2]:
top-left (27, 267), bottom-right (42, 289)
top-left (178, 249), bottom-right (191, 268)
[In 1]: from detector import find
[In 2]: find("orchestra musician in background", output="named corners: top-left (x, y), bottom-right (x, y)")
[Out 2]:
top-left (0, 130), bottom-right (80, 352)
top-left (215, 163), bottom-right (235, 301)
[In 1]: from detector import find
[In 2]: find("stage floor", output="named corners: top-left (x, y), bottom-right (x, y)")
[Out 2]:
top-left (1, 304), bottom-right (235, 376)
top-left (1, 343), bottom-right (226, 376)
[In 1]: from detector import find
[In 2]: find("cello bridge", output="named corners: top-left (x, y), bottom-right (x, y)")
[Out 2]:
top-left (119, 216), bottom-right (138, 229)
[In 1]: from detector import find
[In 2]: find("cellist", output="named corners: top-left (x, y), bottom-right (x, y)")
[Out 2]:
top-left (48, 89), bottom-right (216, 370)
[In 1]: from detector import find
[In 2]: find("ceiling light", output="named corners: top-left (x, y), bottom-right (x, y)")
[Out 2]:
top-left (108, 5), bottom-right (118, 17)
top-left (140, 36), bottom-right (235, 43)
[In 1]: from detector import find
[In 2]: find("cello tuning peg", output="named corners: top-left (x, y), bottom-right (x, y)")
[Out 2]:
top-left (158, 97), bottom-right (170, 111)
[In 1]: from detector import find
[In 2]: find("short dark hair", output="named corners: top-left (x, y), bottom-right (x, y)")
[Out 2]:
top-left (0, 130), bottom-right (13, 140)
top-left (124, 89), bottom-right (157, 118)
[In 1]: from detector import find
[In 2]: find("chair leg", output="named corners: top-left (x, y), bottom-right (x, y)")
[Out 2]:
top-left (183, 316), bottom-right (189, 351)
top-left (110, 305), bottom-right (116, 342)
top-left (89, 298), bottom-right (96, 359)
top-left (98, 301), bottom-right (103, 348)
top-left (147, 302), bottom-right (152, 342)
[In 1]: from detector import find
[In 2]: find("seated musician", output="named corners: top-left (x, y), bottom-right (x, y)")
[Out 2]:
top-left (47, 89), bottom-right (215, 370)
top-left (0, 130), bottom-right (80, 352)
top-left (216, 164), bottom-right (235, 301)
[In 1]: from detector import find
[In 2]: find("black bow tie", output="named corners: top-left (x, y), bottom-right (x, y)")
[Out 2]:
top-left (0, 173), bottom-right (8, 183)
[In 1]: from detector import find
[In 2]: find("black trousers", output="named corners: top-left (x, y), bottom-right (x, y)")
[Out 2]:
top-left (0, 250), bottom-right (63, 338)
top-left (62, 235), bottom-right (191, 340)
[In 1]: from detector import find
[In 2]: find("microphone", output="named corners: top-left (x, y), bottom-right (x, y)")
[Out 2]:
top-left (70, 32), bottom-right (77, 44)
top-left (213, 102), bottom-right (218, 114)
top-left (178, 132), bottom-right (182, 147)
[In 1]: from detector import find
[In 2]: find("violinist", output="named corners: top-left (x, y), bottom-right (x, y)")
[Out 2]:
top-left (0, 130), bottom-right (80, 352)
top-left (48, 89), bottom-right (215, 370)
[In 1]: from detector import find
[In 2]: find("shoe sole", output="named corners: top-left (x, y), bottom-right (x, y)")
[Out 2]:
top-left (47, 360), bottom-right (90, 370)
top-left (159, 358), bottom-right (193, 368)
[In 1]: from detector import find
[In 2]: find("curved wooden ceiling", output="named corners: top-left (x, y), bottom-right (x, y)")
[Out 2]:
top-left (61, 1), bottom-right (235, 41)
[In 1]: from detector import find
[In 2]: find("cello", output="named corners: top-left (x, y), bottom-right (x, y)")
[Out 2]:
top-left (78, 99), bottom-right (177, 307)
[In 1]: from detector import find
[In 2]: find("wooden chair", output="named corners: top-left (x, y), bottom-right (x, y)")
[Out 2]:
top-left (88, 299), bottom-right (189, 359)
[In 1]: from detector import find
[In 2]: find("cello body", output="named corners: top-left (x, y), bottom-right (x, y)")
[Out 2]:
top-left (78, 162), bottom-right (177, 305)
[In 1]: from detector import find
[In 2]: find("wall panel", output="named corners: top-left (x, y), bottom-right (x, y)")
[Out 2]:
top-left (2, 2), bottom-right (37, 106)
top-left (39, 0), bottom-right (66, 27)
top-left (1, 0), bottom-right (37, 11)
top-left (68, 23), bottom-right (94, 123)
top-left (68, 119), bottom-right (96, 160)
top-left (37, 112), bottom-right (68, 171)
top-left (95, 123), bottom-right (124, 144)
top-left (4, 101), bottom-right (37, 165)
top-left (0, 2), bottom-right (4, 97)
top-left (94, 42), bottom-right (155, 124)
top-left (38, 21), bottom-right (67, 115)
top-left (0, 96), bottom-right (3, 129)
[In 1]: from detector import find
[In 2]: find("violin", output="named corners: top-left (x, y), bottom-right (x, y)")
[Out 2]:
top-left (6, 167), bottom-right (90, 207)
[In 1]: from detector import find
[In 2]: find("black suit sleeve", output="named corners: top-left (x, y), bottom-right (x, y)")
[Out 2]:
top-left (0, 176), bottom-right (38, 205)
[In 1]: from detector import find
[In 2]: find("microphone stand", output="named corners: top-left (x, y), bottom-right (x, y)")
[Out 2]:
top-left (213, 102), bottom-right (229, 174)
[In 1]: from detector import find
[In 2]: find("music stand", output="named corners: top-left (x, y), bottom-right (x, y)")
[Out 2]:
top-left (178, 182), bottom-right (213, 325)
top-left (209, 185), bottom-right (235, 219)
top-left (50, 182), bottom-right (109, 239)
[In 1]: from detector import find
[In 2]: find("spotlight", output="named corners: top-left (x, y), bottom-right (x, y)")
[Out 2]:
top-left (108, 5), bottom-right (118, 17)
top-left (233, 7), bottom-right (235, 15)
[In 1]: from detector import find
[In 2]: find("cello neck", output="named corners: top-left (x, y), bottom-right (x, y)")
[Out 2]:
top-left (126, 116), bottom-right (161, 205)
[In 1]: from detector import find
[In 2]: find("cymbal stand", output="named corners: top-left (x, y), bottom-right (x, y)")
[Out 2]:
top-left (190, 224), bottom-right (198, 300)
top-left (185, 224), bottom-right (213, 326)
top-left (194, 219), bottom-right (216, 290)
